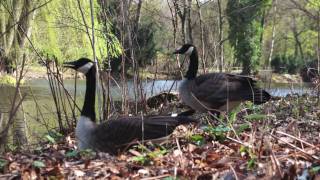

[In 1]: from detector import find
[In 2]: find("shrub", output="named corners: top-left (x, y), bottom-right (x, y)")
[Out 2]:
top-left (271, 55), bottom-right (303, 74)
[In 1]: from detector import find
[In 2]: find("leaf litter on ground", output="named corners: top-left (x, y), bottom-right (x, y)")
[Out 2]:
top-left (0, 94), bottom-right (320, 179)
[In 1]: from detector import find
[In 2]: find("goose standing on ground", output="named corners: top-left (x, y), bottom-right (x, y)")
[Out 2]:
top-left (174, 44), bottom-right (271, 116)
top-left (63, 58), bottom-right (197, 154)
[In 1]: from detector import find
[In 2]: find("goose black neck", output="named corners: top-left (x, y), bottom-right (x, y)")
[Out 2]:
top-left (185, 48), bottom-right (198, 80)
top-left (82, 66), bottom-right (96, 122)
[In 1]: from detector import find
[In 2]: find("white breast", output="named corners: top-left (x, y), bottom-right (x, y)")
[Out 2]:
top-left (76, 116), bottom-right (96, 150)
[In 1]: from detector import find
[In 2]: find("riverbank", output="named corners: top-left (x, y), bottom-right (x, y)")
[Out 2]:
top-left (0, 65), bottom-right (304, 84)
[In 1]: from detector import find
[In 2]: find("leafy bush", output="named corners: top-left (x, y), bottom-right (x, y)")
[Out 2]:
top-left (300, 59), bottom-right (319, 82)
top-left (271, 55), bottom-right (303, 74)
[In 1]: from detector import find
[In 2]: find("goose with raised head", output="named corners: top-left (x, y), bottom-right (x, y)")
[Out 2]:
top-left (174, 44), bottom-right (271, 116)
top-left (63, 58), bottom-right (197, 154)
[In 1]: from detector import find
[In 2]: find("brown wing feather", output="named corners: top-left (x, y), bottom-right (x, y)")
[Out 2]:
top-left (91, 116), bottom-right (197, 153)
top-left (190, 73), bottom-right (270, 109)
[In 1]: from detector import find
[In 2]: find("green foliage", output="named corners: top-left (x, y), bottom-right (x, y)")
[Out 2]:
top-left (31, 0), bottom-right (121, 64)
top-left (79, 149), bottom-right (96, 159)
top-left (0, 75), bottom-right (18, 85)
top-left (271, 55), bottom-right (303, 74)
top-left (310, 166), bottom-right (320, 174)
top-left (307, 0), bottom-right (320, 9)
top-left (204, 125), bottom-right (230, 141)
top-left (226, 0), bottom-right (272, 74)
top-left (130, 148), bottom-right (167, 165)
top-left (239, 146), bottom-right (257, 169)
top-left (245, 114), bottom-right (267, 121)
top-left (0, 159), bottom-right (8, 171)
top-left (44, 130), bottom-right (63, 144)
top-left (65, 150), bottom-right (79, 158)
top-left (32, 160), bottom-right (46, 168)
top-left (190, 134), bottom-right (205, 146)
top-left (135, 18), bottom-right (158, 66)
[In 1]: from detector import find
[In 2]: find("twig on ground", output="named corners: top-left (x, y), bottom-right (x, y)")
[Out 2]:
top-left (269, 133), bottom-right (320, 160)
top-left (226, 136), bottom-right (253, 148)
top-left (275, 131), bottom-right (317, 149)
top-left (229, 164), bottom-right (239, 180)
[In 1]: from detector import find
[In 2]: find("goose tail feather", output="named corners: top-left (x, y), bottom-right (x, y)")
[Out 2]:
top-left (252, 89), bottom-right (271, 105)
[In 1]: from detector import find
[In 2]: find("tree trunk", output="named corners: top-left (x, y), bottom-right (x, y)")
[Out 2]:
top-left (291, 15), bottom-right (304, 58)
top-left (173, 0), bottom-right (186, 43)
top-left (217, 0), bottom-right (224, 72)
top-left (317, 10), bottom-right (320, 73)
top-left (133, 0), bottom-right (143, 35)
top-left (13, 88), bottom-right (28, 147)
top-left (0, 5), bottom-right (6, 49)
top-left (4, 0), bottom-right (24, 56)
top-left (186, 0), bottom-right (193, 43)
top-left (195, 0), bottom-right (206, 73)
top-left (12, 0), bottom-right (38, 147)
top-left (268, 0), bottom-right (277, 68)
top-left (120, 0), bottom-right (129, 114)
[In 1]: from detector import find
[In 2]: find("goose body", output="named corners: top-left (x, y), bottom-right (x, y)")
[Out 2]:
top-left (174, 44), bottom-right (271, 114)
top-left (64, 58), bottom-right (197, 154)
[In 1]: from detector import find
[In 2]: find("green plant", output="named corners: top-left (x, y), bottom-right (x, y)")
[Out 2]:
top-left (45, 130), bottom-right (63, 144)
top-left (0, 75), bottom-right (19, 85)
top-left (130, 148), bottom-right (167, 165)
top-left (79, 149), bottom-right (96, 160)
top-left (240, 146), bottom-right (257, 170)
top-left (65, 150), bottom-right (79, 158)
top-left (204, 125), bottom-right (230, 141)
top-left (245, 114), bottom-right (267, 121)
top-left (271, 55), bottom-right (303, 74)
top-left (226, 0), bottom-right (272, 74)
top-left (32, 160), bottom-right (46, 168)
top-left (0, 159), bottom-right (8, 172)
top-left (190, 134), bottom-right (205, 146)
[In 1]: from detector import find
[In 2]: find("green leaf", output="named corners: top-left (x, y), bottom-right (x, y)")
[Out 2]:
top-left (32, 160), bottom-right (46, 168)
top-left (148, 149), bottom-right (167, 159)
top-left (310, 166), bottom-right (320, 174)
top-left (204, 125), bottom-right (230, 141)
top-left (163, 177), bottom-right (179, 180)
top-left (0, 159), bottom-right (8, 170)
top-left (245, 114), bottom-right (267, 121)
top-left (79, 149), bottom-right (96, 159)
top-left (131, 155), bottom-right (147, 164)
top-left (190, 134), bottom-right (205, 146)
top-left (65, 150), bottom-right (78, 158)
top-left (247, 158), bottom-right (256, 169)
top-left (237, 123), bottom-right (251, 133)
top-left (45, 134), bottom-right (56, 144)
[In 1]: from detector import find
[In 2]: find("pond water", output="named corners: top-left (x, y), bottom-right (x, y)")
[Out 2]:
top-left (25, 78), bottom-right (315, 100)
top-left (0, 78), bottom-right (315, 141)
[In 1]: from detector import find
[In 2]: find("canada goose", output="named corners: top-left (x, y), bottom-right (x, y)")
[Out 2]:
top-left (174, 44), bottom-right (271, 116)
top-left (63, 58), bottom-right (197, 154)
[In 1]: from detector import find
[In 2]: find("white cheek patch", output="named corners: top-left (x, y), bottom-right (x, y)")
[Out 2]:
top-left (185, 46), bottom-right (194, 56)
top-left (78, 62), bottom-right (94, 74)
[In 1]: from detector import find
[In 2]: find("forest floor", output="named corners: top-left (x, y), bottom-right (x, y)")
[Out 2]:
top-left (0, 94), bottom-right (319, 179)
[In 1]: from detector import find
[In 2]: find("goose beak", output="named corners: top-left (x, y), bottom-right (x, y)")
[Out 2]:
top-left (173, 49), bottom-right (180, 54)
top-left (63, 61), bottom-right (76, 69)
top-left (173, 47), bottom-right (182, 54)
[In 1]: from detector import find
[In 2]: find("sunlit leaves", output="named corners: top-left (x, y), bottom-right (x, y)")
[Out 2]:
top-left (31, 0), bottom-right (122, 63)
top-left (32, 160), bottom-right (46, 168)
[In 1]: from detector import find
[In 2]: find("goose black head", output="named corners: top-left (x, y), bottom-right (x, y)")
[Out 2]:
top-left (173, 44), bottom-right (195, 56)
top-left (63, 58), bottom-right (94, 74)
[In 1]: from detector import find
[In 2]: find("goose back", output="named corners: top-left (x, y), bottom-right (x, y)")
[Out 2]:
top-left (179, 73), bottom-right (271, 112)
